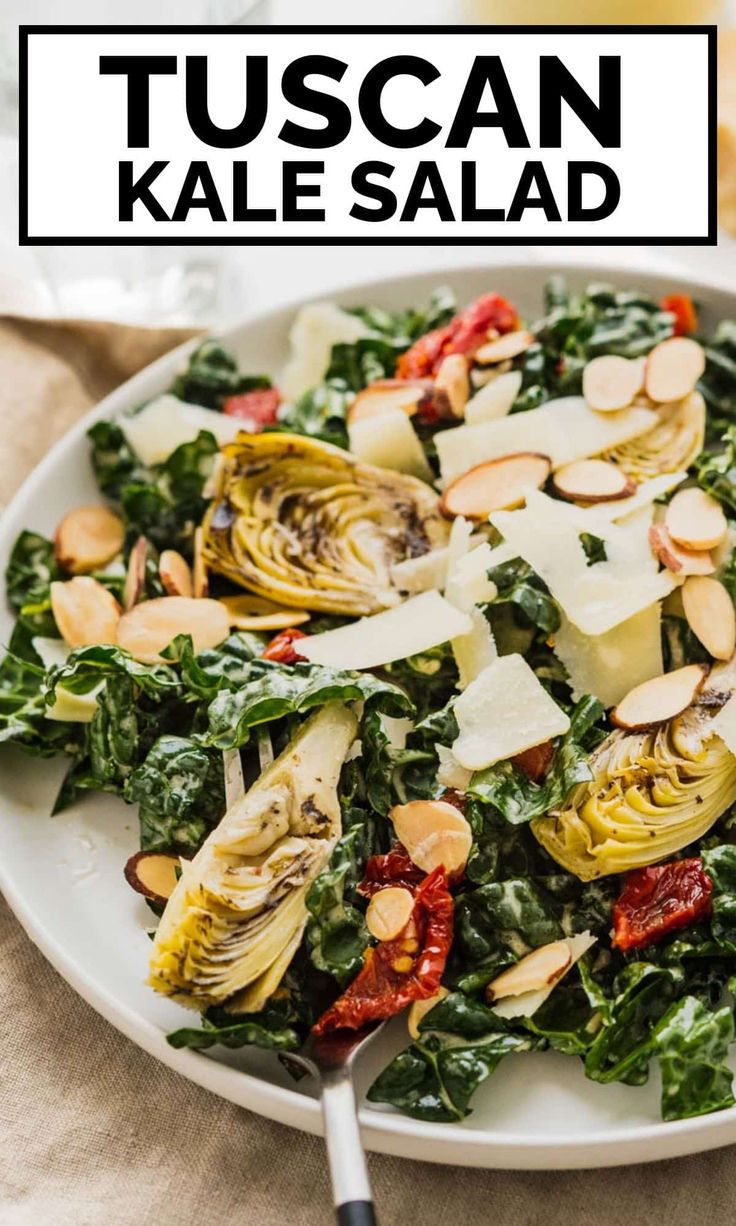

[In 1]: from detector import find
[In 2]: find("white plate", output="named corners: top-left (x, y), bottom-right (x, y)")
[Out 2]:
top-left (3, 261), bottom-right (736, 1171)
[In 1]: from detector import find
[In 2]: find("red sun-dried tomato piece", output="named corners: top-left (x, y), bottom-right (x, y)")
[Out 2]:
top-left (396, 293), bottom-right (520, 380)
top-left (261, 627), bottom-right (308, 664)
top-left (222, 387), bottom-right (281, 429)
top-left (661, 293), bottom-right (699, 338)
top-left (358, 842), bottom-right (426, 899)
top-left (612, 857), bottom-right (713, 952)
top-left (313, 866), bottom-right (453, 1034)
top-left (512, 741), bottom-right (555, 784)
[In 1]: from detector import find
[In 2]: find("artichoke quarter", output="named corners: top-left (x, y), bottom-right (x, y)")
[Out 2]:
top-left (148, 703), bottom-right (358, 1011)
top-left (603, 392), bottom-right (705, 479)
top-left (532, 695), bottom-right (736, 881)
top-left (202, 432), bottom-right (448, 616)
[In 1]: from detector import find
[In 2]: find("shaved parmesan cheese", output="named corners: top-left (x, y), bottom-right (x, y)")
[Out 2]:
top-left (390, 548), bottom-right (449, 594)
top-left (452, 608), bottom-right (498, 689)
top-left (436, 744), bottom-right (472, 792)
top-left (32, 637), bottom-right (69, 671)
top-left (281, 301), bottom-right (369, 400)
top-left (348, 409), bottom-right (432, 480)
top-left (595, 471), bottom-right (687, 522)
top-left (712, 694), bottom-right (736, 756)
top-left (299, 591), bottom-right (472, 671)
top-left (437, 397), bottom-right (656, 485)
top-left (492, 932), bottom-right (596, 1020)
top-left (453, 654), bottom-right (570, 771)
top-left (464, 371), bottom-right (522, 425)
top-left (447, 542), bottom-right (500, 607)
top-left (491, 491), bottom-right (678, 636)
top-left (33, 637), bottom-right (103, 722)
top-left (553, 604), bottom-right (664, 708)
top-left (443, 519), bottom-right (498, 686)
top-left (120, 395), bottom-right (241, 467)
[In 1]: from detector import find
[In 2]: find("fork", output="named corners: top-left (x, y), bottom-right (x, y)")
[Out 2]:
top-left (222, 748), bottom-right (380, 1223)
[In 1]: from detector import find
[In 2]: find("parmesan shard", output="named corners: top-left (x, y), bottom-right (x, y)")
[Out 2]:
top-left (596, 471), bottom-right (687, 522)
top-left (298, 591), bottom-right (472, 671)
top-left (491, 932), bottom-right (597, 1020)
top-left (553, 604), bottom-right (664, 709)
top-left (436, 397), bottom-right (657, 485)
top-left (452, 654), bottom-right (570, 771)
top-left (119, 394), bottom-right (242, 467)
top-left (436, 744), bottom-right (472, 792)
top-left (444, 518), bottom-right (498, 687)
top-left (281, 301), bottom-right (370, 400)
top-left (491, 491), bottom-right (679, 636)
top-left (348, 408), bottom-right (432, 481)
top-left (390, 548), bottom-right (449, 594)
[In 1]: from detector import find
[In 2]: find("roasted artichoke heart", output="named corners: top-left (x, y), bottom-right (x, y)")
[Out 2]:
top-left (532, 700), bottom-right (736, 881)
top-left (149, 703), bottom-right (358, 1010)
top-left (603, 392), bottom-right (705, 479)
top-left (202, 432), bottom-right (448, 615)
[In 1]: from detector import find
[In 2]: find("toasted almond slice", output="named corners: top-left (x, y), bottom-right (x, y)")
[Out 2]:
top-left (665, 487), bottom-right (727, 552)
top-left (365, 886), bottom-right (416, 943)
top-left (486, 941), bottom-right (572, 1002)
top-left (435, 354), bottom-right (470, 419)
top-left (409, 829), bottom-right (473, 876)
top-left (552, 459), bottom-right (636, 504)
top-left (682, 576), bottom-right (736, 661)
top-left (583, 355), bottom-right (643, 413)
top-left (124, 850), bottom-right (181, 906)
top-left (116, 596), bottom-right (229, 664)
top-left (123, 536), bottom-right (149, 610)
top-left (648, 524), bottom-right (715, 576)
top-left (50, 576), bottom-right (121, 648)
top-left (192, 527), bottom-right (209, 598)
top-left (348, 379), bottom-right (431, 424)
top-left (408, 986), bottom-right (450, 1039)
top-left (611, 663), bottom-right (708, 730)
top-left (159, 549), bottom-right (193, 598)
top-left (645, 337), bottom-right (705, 404)
top-left (475, 330), bottom-right (534, 365)
top-left (54, 504), bottom-right (124, 574)
top-left (220, 594), bottom-right (311, 632)
top-left (440, 452), bottom-right (551, 521)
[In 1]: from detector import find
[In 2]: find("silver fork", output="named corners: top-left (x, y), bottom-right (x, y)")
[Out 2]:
top-left (222, 748), bottom-right (380, 1223)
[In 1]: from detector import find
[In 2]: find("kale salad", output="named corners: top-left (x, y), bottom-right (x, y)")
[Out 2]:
top-left (5, 279), bottom-right (736, 1127)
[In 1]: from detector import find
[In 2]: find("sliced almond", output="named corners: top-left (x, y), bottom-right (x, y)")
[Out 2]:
top-left (220, 594), bottom-right (310, 632)
top-left (486, 941), bottom-right (572, 1002)
top-left (365, 886), bottom-right (416, 943)
top-left (407, 986), bottom-right (450, 1039)
top-left (192, 526), bottom-right (208, 599)
top-left (440, 452), bottom-right (551, 521)
top-left (645, 337), bottom-right (705, 404)
top-left (434, 354), bottom-right (470, 419)
top-left (682, 576), bottom-right (736, 661)
top-left (409, 829), bottom-right (473, 876)
top-left (552, 459), bottom-right (636, 504)
top-left (475, 330), bottom-right (534, 365)
top-left (583, 354), bottom-right (643, 413)
top-left (116, 596), bottom-right (229, 664)
top-left (611, 663), bottom-right (708, 730)
top-left (54, 504), bottom-right (124, 575)
top-left (159, 549), bottom-right (193, 598)
top-left (124, 536), bottom-right (149, 610)
top-left (124, 850), bottom-right (181, 906)
top-left (665, 487), bottom-right (727, 552)
top-left (648, 524), bottom-right (715, 576)
top-left (348, 379), bottom-right (432, 425)
top-left (50, 577), bottom-right (121, 648)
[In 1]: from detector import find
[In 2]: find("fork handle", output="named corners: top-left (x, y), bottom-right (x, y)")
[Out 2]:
top-left (320, 1067), bottom-right (377, 1225)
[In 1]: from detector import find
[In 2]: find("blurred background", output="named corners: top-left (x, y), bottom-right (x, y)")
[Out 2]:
top-left (1, 0), bottom-right (735, 328)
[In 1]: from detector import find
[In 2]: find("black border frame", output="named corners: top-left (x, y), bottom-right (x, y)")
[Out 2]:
top-left (18, 24), bottom-right (717, 246)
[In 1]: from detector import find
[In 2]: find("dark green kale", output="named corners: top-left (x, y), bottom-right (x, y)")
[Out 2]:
top-left (170, 339), bottom-right (271, 410)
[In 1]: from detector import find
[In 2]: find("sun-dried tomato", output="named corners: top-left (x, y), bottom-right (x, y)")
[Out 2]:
top-left (312, 866), bottom-right (454, 1034)
top-left (261, 628), bottom-right (308, 664)
top-left (660, 293), bottom-right (699, 338)
top-left (396, 293), bottom-right (520, 380)
top-left (222, 387), bottom-right (281, 429)
top-left (512, 741), bottom-right (555, 784)
top-left (358, 842), bottom-right (425, 899)
top-left (440, 788), bottom-right (468, 814)
top-left (612, 857), bottom-right (713, 952)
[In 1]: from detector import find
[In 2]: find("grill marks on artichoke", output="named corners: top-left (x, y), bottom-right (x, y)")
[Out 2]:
top-left (532, 702), bottom-right (736, 880)
top-left (202, 433), bottom-right (448, 615)
top-left (148, 704), bottom-right (358, 1009)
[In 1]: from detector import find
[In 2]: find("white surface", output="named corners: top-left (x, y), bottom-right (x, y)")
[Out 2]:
top-left (4, 261), bottom-right (736, 1170)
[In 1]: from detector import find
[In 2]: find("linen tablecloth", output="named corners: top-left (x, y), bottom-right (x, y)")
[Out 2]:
top-left (2, 314), bottom-right (736, 1226)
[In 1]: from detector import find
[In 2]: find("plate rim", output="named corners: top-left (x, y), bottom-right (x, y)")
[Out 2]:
top-left (4, 258), bottom-right (736, 1170)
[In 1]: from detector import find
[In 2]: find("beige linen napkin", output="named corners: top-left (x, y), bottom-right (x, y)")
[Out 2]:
top-left (1, 316), bottom-right (736, 1226)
